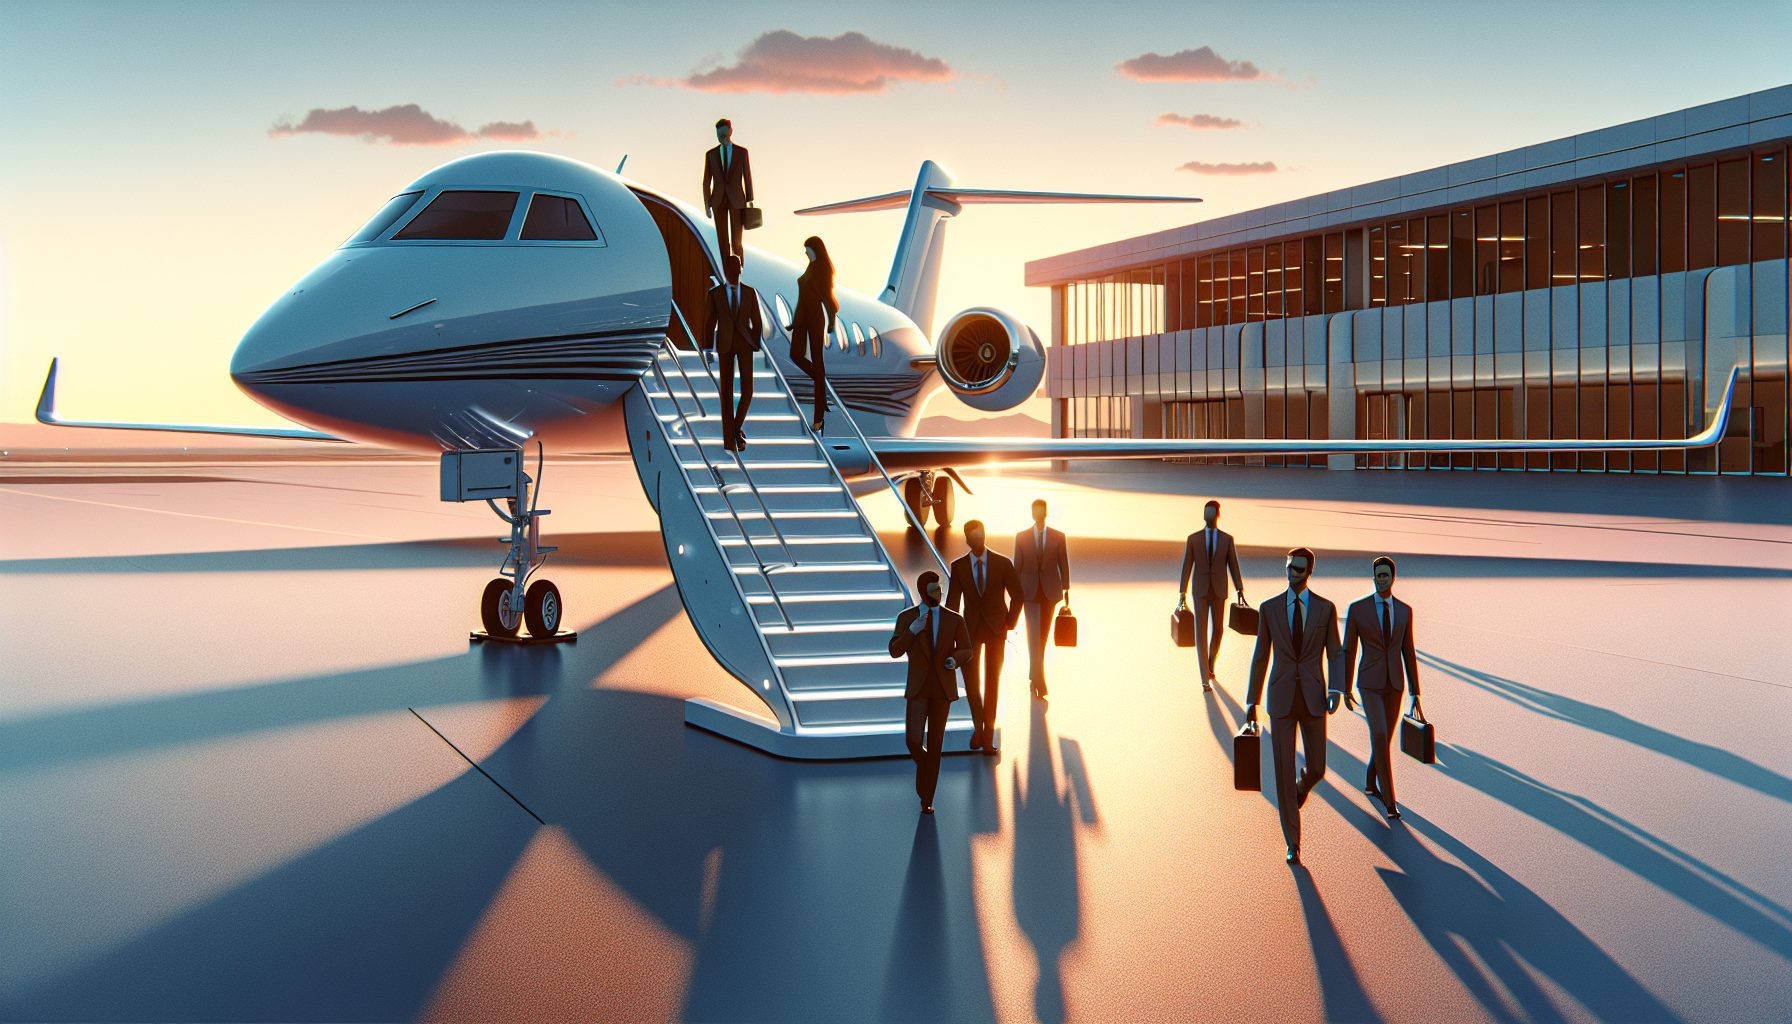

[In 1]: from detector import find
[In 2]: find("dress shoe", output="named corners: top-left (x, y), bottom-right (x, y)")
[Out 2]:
top-left (1286, 848), bottom-right (1301, 865)
top-left (1201, 678), bottom-right (1213, 692)
top-left (1385, 807), bottom-right (1402, 820)
top-left (968, 731), bottom-right (984, 751)
top-left (1366, 784), bottom-right (1383, 801)
top-left (921, 803), bottom-right (934, 815)
top-left (982, 744), bottom-right (999, 755)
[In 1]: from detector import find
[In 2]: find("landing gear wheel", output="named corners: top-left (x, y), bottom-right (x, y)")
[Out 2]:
top-left (931, 475), bottom-right (956, 528)
top-left (903, 477), bottom-right (931, 530)
top-left (481, 578), bottom-right (521, 637)
top-left (525, 579), bottom-right (562, 638)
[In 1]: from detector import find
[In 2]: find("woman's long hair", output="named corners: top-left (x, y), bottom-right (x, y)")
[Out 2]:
top-left (802, 235), bottom-right (836, 303)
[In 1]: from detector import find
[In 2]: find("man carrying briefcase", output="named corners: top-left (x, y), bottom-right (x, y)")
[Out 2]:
top-left (1179, 500), bottom-right (1245, 693)
top-left (1343, 556), bottom-right (1425, 820)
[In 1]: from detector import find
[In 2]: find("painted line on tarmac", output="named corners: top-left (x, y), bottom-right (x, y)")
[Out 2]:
top-left (1431, 617), bottom-right (1789, 690)
top-left (409, 707), bottom-right (545, 825)
top-left (0, 486), bottom-right (393, 541)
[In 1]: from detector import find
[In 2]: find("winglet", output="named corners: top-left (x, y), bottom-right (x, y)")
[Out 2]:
top-left (1697, 365), bottom-right (1743, 446)
top-left (35, 358), bottom-right (60, 425)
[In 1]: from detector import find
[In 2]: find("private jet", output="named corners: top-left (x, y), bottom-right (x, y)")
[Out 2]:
top-left (35, 150), bottom-right (1739, 757)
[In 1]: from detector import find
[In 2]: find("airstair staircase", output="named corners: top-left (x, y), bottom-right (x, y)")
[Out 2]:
top-left (624, 326), bottom-right (977, 759)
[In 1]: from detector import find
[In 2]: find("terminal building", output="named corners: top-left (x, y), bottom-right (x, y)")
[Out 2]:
top-left (1025, 86), bottom-right (1792, 475)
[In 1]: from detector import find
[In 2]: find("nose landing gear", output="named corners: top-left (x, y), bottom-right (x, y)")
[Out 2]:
top-left (445, 443), bottom-right (577, 645)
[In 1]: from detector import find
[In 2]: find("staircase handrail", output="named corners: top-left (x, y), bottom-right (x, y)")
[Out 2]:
top-left (757, 314), bottom-right (949, 601)
top-left (666, 303), bottom-right (804, 571)
top-left (649, 343), bottom-right (794, 631)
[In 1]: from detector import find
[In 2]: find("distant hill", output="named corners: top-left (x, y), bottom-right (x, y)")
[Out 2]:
top-left (916, 412), bottom-right (1049, 438)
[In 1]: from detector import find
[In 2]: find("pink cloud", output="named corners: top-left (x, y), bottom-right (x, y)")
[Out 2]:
top-left (645, 30), bottom-right (953, 95)
top-left (1117, 46), bottom-right (1265, 82)
top-left (269, 104), bottom-right (541, 146)
top-left (1178, 160), bottom-right (1278, 175)
top-left (1153, 112), bottom-right (1246, 130)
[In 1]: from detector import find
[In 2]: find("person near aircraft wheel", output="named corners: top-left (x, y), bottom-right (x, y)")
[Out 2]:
top-left (786, 235), bottom-right (838, 432)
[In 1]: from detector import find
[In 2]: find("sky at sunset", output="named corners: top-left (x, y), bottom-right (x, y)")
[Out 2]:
top-left (2, 0), bottom-right (1788, 428)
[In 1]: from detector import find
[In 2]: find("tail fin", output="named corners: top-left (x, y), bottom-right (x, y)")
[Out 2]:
top-left (796, 162), bottom-right (1200, 338)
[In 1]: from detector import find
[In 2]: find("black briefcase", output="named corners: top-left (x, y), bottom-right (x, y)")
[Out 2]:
top-left (1234, 723), bottom-right (1262, 791)
top-left (1227, 600), bottom-right (1259, 636)
top-left (1401, 713), bottom-right (1436, 764)
top-left (1171, 604), bottom-right (1195, 647)
top-left (1053, 605), bottom-right (1077, 647)
top-left (742, 204), bottom-right (764, 230)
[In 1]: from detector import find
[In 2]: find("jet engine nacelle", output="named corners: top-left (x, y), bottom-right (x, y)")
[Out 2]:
top-left (933, 306), bottom-right (1045, 413)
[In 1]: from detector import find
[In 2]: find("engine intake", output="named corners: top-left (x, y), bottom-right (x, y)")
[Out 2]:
top-left (933, 307), bottom-right (1045, 412)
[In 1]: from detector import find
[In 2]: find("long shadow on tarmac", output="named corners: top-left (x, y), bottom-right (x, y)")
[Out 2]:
top-left (1314, 755), bottom-right (1688, 1023)
top-left (1421, 651), bottom-right (1792, 801)
top-left (8, 583), bottom-right (1009, 1022)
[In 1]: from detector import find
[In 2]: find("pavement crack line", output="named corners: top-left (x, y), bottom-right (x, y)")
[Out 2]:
top-left (408, 707), bottom-right (546, 824)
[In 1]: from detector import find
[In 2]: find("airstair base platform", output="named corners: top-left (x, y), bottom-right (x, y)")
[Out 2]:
top-left (626, 343), bottom-right (983, 760)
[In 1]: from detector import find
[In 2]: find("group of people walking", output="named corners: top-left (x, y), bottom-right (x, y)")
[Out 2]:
top-left (700, 118), bottom-right (837, 451)
top-left (890, 497), bottom-right (1426, 865)
top-left (887, 501), bottom-right (1072, 814)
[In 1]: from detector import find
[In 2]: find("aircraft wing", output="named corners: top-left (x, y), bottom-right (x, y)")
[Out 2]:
top-left (868, 368), bottom-right (1741, 472)
top-left (34, 359), bottom-right (349, 443)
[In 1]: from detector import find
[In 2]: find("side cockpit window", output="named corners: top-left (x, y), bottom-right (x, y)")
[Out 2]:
top-left (520, 193), bottom-right (599, 241)
top-left (347, 191), bottom-right (422, 244)
top-left (392, 190), bottom-right (519, 240)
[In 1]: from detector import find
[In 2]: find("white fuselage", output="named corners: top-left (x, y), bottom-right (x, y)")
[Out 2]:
top-left (230, 151), bottom-right (943, 454)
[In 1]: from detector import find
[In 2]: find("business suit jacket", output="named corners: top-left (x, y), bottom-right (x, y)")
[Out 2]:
top-left (1247, 590), bottom-right (1343, 719)
top-left (1343, 595), bottom-right (1421, 696)
top-left (946, 551), bottom-right (1024, 641)
top-left (703, 283), bottom-right (763, 355)
top-left (889, 605), bottom-right (972, 702)
top-left (703, 144), bottom-right (754, 212)
top-left (1014, 527), bottom-right (1070, 605)
top-left (1180, 528), bottom-right (1243, 602)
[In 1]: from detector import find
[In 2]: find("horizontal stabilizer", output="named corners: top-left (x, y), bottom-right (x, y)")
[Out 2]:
top-left (796, 188), bottom-right (1201, 216)
top-left (34, 359), bottom-right (348, 443)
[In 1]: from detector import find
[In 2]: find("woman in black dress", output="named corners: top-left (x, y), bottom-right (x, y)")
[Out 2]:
top-left (787, 235), bottom-right (839, 432)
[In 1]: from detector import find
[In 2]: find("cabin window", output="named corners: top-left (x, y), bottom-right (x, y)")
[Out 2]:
top-left (393, 190), bottom-right (519, 240)
top-left (520, 193), bottom-right (599, 241)
top-left (347, 191), bottom-right (422, 244)
top-left (775, 293), bottom-right (792, 326)
top-left (851, 323), bottom-right (866, 356)
top-left (868, 327), bottom-right (882, 359)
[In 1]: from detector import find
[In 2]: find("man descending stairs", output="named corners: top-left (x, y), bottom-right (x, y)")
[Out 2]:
top-left (625, 341), bottom-right (977, 758)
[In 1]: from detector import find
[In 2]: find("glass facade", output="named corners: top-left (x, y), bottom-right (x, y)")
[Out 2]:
top-left (1051, 141), bottom-right (1791, 476)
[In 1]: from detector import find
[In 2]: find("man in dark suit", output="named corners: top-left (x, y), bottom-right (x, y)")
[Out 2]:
top-left (1246, 547), bottom-right (1345, 865)
top-left (702, 117), bottom-right (753, 264)
top-left (1343, 556), bottom-right (1423, 820)
top-left (889, 570), bottom-right (971, 814)
top-left (946, 519), bottom-right (1023, 753)
top-left (1178, 499), bottom-right (1245, 693)
top-left (1013, 498), bottom-right (1070, 699)
top-left (701, 253), bottom-right (763, 451)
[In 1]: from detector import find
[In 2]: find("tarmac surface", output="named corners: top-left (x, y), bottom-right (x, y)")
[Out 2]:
top-left (3, 436), bottom-right (1790, 1023)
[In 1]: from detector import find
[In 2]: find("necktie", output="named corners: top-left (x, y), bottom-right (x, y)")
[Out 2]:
top-left (1381, 600), bottom-right (1391, 643)
top-left (1207, 530), bottom-right (1215, 561)
top-left (976, 558), bottom-right (984, 594)
top-left (1291, 594), bottom-right (1304, 656)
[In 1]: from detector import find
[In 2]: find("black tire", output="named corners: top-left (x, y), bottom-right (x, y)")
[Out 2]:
top-left (932, 475), bottom-right (955, 528)
top-left (525, 579), bottom-right (562, 638)
top-left (903, 476), bottom-right (930, 530)
top-left (481, 578), bottom-right (521, 637)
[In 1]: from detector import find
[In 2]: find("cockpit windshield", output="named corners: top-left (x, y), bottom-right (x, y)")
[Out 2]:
top-left (392, 190), bottom-right (520, 241)
top-left (520, 194), bottom-right (599, 241)
top-left (346, 191), bottom-right (422, 244)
